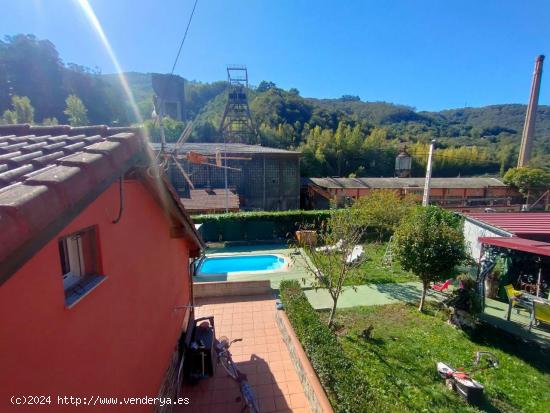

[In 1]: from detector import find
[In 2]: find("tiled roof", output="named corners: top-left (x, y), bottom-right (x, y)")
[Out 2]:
top-left (0, 124), bottom-right (203, 284)
top-left (465, 212), bottom-right (550, 236)
top-left (150, 142), bottom-right (300, 156)
top-left (181, 188), bottom-right (240, 213)
top-left (0, 124), bottom-right (140, 189)
top-left (307, 177), bottom-right (507, 189)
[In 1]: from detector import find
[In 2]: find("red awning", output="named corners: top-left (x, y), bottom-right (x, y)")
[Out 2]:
top-left (479, 237), bottom-right (550, 257)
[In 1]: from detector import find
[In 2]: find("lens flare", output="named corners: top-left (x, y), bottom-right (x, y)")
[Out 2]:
top-left (75, 0), bottom-right (144, 128)
top-left (73, 1), bottom-right (171, 206)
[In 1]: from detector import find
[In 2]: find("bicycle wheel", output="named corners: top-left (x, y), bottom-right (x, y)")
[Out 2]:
top-left (219, 353), bottom-right (239, 380)
top-left (240, 381), bottom-right (260, 413)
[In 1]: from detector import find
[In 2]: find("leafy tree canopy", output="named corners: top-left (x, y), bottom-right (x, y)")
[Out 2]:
top-left (503, 167), bottom-right (550, 194)
top-left (2, 95), bottom-right (34, 124)
top-left (394, 206), bottom-right (465, 311)
top-left (354, 190), bottom-right (416, 240)
top-left (64, 94), bottom-right (88, 126)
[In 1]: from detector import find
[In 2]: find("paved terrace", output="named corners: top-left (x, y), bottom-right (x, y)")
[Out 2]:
top-left (482, 297), bottom-right (550, 348)
top-left (180, 294), bottom-right (311, 413)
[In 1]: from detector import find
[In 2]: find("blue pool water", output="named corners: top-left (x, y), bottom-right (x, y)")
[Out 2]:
top-left (197, 254), bottom-right (286, 275)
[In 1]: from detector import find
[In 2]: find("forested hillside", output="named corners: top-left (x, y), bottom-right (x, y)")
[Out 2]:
top-left (1, 34), bottom-right (548, 177)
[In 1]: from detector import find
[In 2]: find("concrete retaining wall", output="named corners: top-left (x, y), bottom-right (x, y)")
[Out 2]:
top-left (193, 280), bottom-right (271, 298)
top-left (275, 309), bottom-right (334, 413)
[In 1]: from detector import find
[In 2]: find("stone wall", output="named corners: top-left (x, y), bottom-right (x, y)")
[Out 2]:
top-left (275, 309), bottom-right (334, 413)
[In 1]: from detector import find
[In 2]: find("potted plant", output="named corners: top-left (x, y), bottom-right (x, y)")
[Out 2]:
top-left (444, 274), bottom-right (483, 331)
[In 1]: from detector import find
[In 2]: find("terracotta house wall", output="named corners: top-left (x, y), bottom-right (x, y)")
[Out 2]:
top-left (0, 180), bottom-right (192, 412)
top-left (489, 187), bottom-right (511, 196)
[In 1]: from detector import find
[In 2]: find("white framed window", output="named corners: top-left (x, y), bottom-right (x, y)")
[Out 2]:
top-left (58, 226), bottom-right (104, 306)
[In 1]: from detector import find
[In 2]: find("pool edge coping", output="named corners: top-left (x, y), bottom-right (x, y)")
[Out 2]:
top-left (196, 252), bottom-right (292, 277)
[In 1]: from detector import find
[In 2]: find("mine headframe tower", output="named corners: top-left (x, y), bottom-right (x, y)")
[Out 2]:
top-left (219, 65), bottom-right (259, 145)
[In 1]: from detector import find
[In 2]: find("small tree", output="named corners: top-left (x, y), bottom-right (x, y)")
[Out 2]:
top-left (299, 206), bottom-right (367, 327)
top-left (2, 95), bottom-right (34, 124)
top-left (394, 206), bottom-right (465, 312)
top-left (354, 189), bottom-right (416, 241)
top-left (256, 80), bottom-right (276, 93)
top-left (64, 94), bottom-right (88, 126)
top-left (503, 167), bottom-right (550, 204)
top-left (2, 109), bottom-right (17, 124)
top-left (42, 117), bottom-right (59, 126)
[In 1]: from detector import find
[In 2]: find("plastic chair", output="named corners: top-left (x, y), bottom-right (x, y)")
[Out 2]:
top-left (504, 284), bottom-right (531, 320)
top-left (432, 279), bottom-right (452, 292)
top-left (530, 301), bottom-right (550, 331)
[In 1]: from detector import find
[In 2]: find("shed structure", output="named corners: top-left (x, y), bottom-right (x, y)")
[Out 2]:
top-left (152, 142), bottom-right (301, 211)
top-left (303, 177), bottom-right (523, 211)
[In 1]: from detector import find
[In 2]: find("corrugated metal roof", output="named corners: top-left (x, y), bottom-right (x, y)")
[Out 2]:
top-left (150, 142), bottom-right (300, 156)
top-left (465, 212), bottom-right (550, 236)
top-left (479, 236), bottom-right (550, 257)
top-left (308, 177), bottom-right (507, 189)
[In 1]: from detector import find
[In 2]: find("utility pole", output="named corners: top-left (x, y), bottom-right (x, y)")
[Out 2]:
top-left (224, 127), bottom-right (229, 213)
top-left (159, 100), bottom-right (166, 153)
top-left (152, 94), bottom-right (167, 153)
top-left (518, 55), bottom-right (544, 167)
top-left (422, 139), bottom-right (436, 207)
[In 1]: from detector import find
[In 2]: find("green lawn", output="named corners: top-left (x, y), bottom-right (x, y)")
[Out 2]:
top-left (345, 242), bottom-right (416, 285)
top-left (306, 242), bottom-right (417, 286)
top-left (322, 303), bottom-right (550, 413)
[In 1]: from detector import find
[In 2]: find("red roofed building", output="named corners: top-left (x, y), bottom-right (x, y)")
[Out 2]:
top-left (0, 124), bottom-right (203, 412)
top-left (464, 212), bottom-right (550, 316)
top-left (464, 212), bottom-right (550, 260)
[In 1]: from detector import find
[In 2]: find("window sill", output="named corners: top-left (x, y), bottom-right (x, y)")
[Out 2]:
top-left (65, 275), bottom-right (108, 308)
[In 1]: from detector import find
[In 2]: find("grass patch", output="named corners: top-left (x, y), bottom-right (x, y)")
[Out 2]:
top-left (346, 242), bottom-right (416, 285)
top-left (304, 242), bottom-right (417, 285)
top-left (323, 303), bottom-right (550, 412)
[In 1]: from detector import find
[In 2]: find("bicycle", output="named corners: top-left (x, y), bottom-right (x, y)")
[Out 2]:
top-left (216, 336), bottom-right (260, 413)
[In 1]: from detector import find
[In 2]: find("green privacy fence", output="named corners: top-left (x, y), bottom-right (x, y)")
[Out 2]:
top-left (192, 210), bottom-right (332, 242)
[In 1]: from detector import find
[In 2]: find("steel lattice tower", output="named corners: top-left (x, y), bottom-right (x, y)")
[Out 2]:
top-left (219, 66), bottom-right (259, 144)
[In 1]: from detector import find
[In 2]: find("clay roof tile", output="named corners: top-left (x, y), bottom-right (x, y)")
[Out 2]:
top-left (0, 124), bottom-right (203, 285)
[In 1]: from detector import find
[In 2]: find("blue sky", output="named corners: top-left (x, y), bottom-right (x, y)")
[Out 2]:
top-left (3, 0), bottom-right (550, 111)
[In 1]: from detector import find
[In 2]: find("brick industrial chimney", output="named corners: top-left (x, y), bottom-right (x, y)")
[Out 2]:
top-left (518, 55), bottom-right (545, 167)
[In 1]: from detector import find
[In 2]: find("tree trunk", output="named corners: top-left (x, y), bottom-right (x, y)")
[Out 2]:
top-left (418, 281), bottom-right (428, 312)
top-left (328, 297), bottom-right (338, 328)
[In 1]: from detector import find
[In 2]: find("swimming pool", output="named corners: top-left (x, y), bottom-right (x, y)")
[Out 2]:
top-left (196, 254), bottom-right (288, 276)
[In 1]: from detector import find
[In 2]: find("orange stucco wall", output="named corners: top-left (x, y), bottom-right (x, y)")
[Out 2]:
top-left (0, 180), bottom-right (192, 412)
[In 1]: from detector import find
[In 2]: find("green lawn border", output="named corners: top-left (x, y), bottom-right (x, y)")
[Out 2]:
top-left (279, 279), bottom-right (373, 413)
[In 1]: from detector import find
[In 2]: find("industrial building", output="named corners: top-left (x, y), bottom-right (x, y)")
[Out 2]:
top-left (152, 142), bottom-right (301, 212)
top-left (302, 177), bottom-right (524, 212)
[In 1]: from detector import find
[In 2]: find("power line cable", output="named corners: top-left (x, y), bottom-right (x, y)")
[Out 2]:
top-left (170, 0), bottom-right (200, 75)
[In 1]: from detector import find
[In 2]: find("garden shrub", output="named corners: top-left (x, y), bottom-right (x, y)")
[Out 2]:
top-left (279, 280), bottom-right (372, 413)
top-left (193, 210), bottom-right (332, 242)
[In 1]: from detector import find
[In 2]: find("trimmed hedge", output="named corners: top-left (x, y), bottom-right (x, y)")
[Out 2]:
top-left (192, 210), bottom-right (332, 242)
top-left (279, 280), bottom-right (372, 413)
